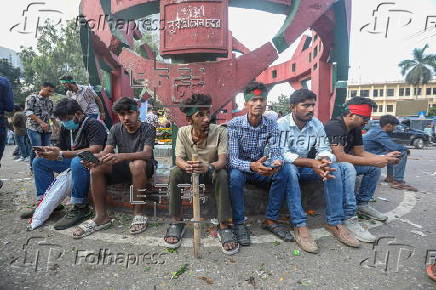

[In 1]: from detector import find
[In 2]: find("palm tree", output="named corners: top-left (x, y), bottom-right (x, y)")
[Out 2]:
top-left (399, 44), bottom-right (436, 98)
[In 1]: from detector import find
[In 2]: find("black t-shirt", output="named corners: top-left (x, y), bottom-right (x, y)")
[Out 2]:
top-left (106, 122), bottom-right (156, 153)
top-left (57, 117), bottom-right (107, 151)
top-left (324, 117), bottom-right (363, 154)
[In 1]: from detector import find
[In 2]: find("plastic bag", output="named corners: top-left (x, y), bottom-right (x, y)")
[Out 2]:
top-left (29, 169), bottom-right (72, 230)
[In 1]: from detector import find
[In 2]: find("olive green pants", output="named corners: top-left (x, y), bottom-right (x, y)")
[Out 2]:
top-left (168, 166), bottom-right (232, 223)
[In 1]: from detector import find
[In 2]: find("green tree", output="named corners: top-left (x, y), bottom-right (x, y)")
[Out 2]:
top-left (19, 20), bottom-right (88, 94)
top-left (399, 44), bottom-right (436, 98)
top-left (0, 59), bottom-right (26, 105)
top-left (427, 106), bottom-right (436, 117)
top-left (270, 94), bottom-right (291, 115)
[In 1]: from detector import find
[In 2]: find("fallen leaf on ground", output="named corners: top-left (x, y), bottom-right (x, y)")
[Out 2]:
top-left (144, 266), bottom-right (151, 271)
top-left (198, 276), bottom-right (214, 284)
top-left (166, 248), bottom-right (177, 254)
top-left (272, 241), bottom-right (280, 246)
top-left (171, 264), bottom-right (188, 280)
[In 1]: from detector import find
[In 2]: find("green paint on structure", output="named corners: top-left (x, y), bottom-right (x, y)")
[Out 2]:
top-left (272, 0), bottom-right (301, 54)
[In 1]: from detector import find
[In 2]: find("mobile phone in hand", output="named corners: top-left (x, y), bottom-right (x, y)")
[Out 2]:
top-left (263, 161), bottom-right (280, 169)
top-left (77, 151), bottom-right (100, 165)
top-left (32, 146), bottom-right (44, 152)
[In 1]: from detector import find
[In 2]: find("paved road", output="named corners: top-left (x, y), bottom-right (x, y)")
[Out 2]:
top-left (0, 145), bottom-right (435, 289)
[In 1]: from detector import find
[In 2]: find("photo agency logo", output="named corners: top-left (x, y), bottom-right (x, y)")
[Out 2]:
top-left (9, 2), bottom-right (64, 38)
top-left (360, 236), bottom-right (414, 273)
top-left (9, 236), bottom-right (167, 272)
top-left (360, 1), bottom-right (436, 38)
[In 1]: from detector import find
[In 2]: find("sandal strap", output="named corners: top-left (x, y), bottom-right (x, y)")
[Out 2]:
top-left (234, 224), bottom-right (250, 239)
top-left (131, 215), bottom-right (148, 226)
top-left (165, 223), bottom-right (185, 239)
top-left (218, 228), bottom-right (236, 244)
top-left (78, 219), bottom-right (96, 233)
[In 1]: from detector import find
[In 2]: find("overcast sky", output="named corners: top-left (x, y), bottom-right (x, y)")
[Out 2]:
top-left (1, 0), bottom-right (435, 102)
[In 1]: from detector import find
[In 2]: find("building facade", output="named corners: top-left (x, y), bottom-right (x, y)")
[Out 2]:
top-left (347, 80), bottom-right (436, 118)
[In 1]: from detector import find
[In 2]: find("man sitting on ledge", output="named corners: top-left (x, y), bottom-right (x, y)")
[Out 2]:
top-left (228, 82), bottom-right (291, 246)
top-left (363, 114), bottom-right (417, 191)
top-left (324, 97), bottom-right (400, 231)
top-left (163, 94), bottom-right (238, 255)
top-left (73, 97), bottom-right (156, 238)
top-left (277, 89), bottom-right (359, 253)
top-left (21, 99), bottom-right (107, 230)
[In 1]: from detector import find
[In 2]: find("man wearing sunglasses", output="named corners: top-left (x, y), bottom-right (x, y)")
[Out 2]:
top-left (324, 97), bottom-right (399, 242)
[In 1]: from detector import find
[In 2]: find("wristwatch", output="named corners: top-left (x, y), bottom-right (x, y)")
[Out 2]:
top-left (57, 151), bottom-right (64, 161)
top-left (207, 163), bottom-right (216, 174)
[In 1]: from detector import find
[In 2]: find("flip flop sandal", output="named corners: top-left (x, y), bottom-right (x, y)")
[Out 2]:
top-left (73, 219), bottom-right (114, 239)
top-left (130, 215), bottom-right (148, 235)
top-left (164, 223), bottom-right (186, 249)
top-left (217, 228), bottom-right (239, 255)
top-left (427, 264), bottom-right (436, 282)
top-left (262, 223), bottom-right (294, 242)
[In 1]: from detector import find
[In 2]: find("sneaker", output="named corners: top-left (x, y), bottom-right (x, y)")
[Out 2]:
top-left (20, 203), bottom-right (65, 219)
top-left (357, 204), bottom-right (388, 222)
top-left (344, 216), bottom-right (376, 243)
top-left (325, 224), bottom-right (360, 248)
top-left (15, 157), bottom-right (24, 162)
top-left (294, 226), bottom-right (319, 253)
top-left (24, 157), bottom-right (30, 162)
top-left (54, 204), bottom-right (92, 230)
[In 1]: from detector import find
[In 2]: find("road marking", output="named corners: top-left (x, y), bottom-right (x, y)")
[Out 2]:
top-left (55, 191), bottom-right (417, 247)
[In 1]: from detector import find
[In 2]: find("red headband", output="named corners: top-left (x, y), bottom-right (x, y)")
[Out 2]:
top-left (348, 104), bottom-right (372, 118)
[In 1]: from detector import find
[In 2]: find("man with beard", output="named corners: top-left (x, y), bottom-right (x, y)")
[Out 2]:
top-left (363, 114), bottom-right (417, 191)
top-left (276, 89), bottom-right (359, 253)
top-left (228, 82), bottom-right (292, 247)
top-left (325, 97), bottom-right (399, 242)
top-left (163, 94), bottom-right (238, 255)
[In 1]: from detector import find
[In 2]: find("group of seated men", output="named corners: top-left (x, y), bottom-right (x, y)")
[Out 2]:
top-left (21, 82), bottom-right (417, 256)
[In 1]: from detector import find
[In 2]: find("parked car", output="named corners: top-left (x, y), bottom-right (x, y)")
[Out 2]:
top-left (364, 120), bottom-right (430, 149)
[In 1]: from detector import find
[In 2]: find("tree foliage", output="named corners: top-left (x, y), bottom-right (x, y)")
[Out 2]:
top-left (0, 59), bottom-right (26, 105)
top-left (399, 44), bottom-right (436, 96)
top-left (19, 20), bottom-right (88, 94)
top-left (427, 106), bottom-right (436, 117)
top-left (270, 94), bottom-right (291, 115)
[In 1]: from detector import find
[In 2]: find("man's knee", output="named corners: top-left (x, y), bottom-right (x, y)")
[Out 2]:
top-left (169, 166), bottom-right (185, 183)
top-left (71, 156), bottom-right (86, 172)
top-left (214, 169), bottom-right (228, 182)
top-left (229, 168), bottom-right (245, 183)
top-left (338, 162), bottom-right (356, 178)
top-left (32, 157), bottom-right (44, 170)
top-left (129, 160), bottom-right (146, 175)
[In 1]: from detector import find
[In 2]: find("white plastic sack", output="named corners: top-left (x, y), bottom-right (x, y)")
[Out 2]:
top-left (29, 169), bottom-right (72, 230)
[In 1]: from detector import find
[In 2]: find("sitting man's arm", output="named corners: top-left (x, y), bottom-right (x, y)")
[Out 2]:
top-left (372, 130), bottom-right (407, 153)
top-left (331, 145), bottom-right (392, 168)
top-left (228, 124), bottom-right (252, 173)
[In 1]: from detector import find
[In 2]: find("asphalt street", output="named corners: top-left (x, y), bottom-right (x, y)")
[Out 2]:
top-left (0, 145), bottom-right (435, 289)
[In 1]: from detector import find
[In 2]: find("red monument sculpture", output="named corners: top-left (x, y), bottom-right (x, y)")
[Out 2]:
top-left (78, 0), bottom-right (352, 126)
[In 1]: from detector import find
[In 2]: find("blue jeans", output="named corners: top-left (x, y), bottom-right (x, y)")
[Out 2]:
top-left (0, 126), bottom-right (6, 162)
top-left (229, 164), bottom-right (289, 225)
top-left (338, 162), bottom-right (381, 220)
top-left (286, 163), bottom-right (344, 227)
top-left (32, 156), bottom-right (90, 204)
top-left (14, 134), bottom-right (31, 158)
top-left (387, 150), bottom-right (407, 182)
top-left (27, 129), bottom-right (51, 168)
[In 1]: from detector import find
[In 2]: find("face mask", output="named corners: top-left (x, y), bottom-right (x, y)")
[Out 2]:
top-left (62, 119), bottom-right (79, 130)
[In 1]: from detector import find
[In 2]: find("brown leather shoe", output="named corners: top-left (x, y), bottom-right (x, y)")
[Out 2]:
top-left (325, 224), bottom-right (360, 248)
top-left (293, 226), bottom-right (319, 254)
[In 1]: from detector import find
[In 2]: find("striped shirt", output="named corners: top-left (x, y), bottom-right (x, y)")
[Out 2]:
top-left (66, 85), bottom-right (99, 115)
top-left (228, 115), bottom-right (284, 172)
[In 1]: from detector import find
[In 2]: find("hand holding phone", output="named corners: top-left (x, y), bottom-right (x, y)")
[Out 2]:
top-left (32, 146), bottom-right (44, 152)
top-left (78, 151), bottom-right (101, 165)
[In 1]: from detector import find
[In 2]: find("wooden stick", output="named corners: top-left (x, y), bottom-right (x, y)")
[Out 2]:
top-left (191, 147), bottom-right (201, 258)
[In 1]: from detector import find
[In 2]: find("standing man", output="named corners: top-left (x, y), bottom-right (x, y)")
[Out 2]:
top-left (324, 97), bottom-right (400, 231)
top-left (20, 99), bottom-right (107, 229)
top-left (364, 115), bottom-right (417, 191)
top-left (163, 94), bottom-right (238, 255)
top-left (12, 105), bottom-right (31, 162)
top-left (228, 82), bottom-right (292, 246)
top-left (73, 97), bottom-right (156, 238)
top-left (60, 76), bottom-right (106, 121)
top-left (0, 76), bottom-right (14, 188)
top-left (277, 89), bottom-right (360, 253)
top-left (25, 82), bottom-right (58, 167)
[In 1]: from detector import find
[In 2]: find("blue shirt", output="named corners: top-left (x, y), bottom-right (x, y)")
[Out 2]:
top-left (277, 113), bottom-right (336, 163)
top-left (363, 126), bottom-right (407, 155)
top-left (228, 115), bottom-right (283, 172)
